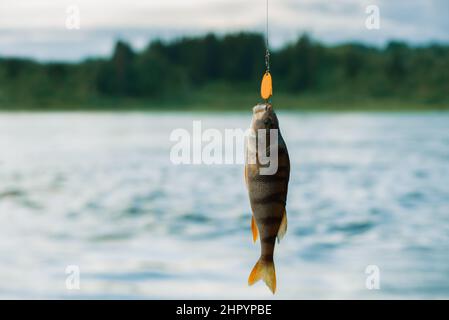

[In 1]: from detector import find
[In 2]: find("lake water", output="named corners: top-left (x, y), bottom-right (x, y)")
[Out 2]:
top-left (0, 111), bottom-right (448, 299)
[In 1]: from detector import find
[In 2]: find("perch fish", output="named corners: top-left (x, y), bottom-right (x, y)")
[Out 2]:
top-left (245, 103), bottom-right (290, 293)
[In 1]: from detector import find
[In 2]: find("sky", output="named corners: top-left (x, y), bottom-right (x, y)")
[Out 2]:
top-left (0, 0), bottom-right (448, 61)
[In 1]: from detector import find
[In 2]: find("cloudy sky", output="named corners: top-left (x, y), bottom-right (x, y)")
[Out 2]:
top-left (0, 0), bottom-right (448, 61)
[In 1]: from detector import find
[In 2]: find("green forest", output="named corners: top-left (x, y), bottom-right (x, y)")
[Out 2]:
top-left (0, 33), bottom-right (448, 111)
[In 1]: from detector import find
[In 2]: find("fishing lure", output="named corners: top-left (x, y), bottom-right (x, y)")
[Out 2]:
top-left (261, 72), bottom-right (272, 101)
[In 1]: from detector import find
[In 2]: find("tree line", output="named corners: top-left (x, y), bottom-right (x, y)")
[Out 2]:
top-left (0, 33), bottom-right (448, 109)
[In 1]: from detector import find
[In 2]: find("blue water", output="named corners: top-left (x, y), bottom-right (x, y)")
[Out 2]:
top-left (0, 111), bottom-right (448, 299)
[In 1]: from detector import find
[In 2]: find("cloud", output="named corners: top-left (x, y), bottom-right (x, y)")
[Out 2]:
top-left (0, 0), bottom-right (447, 61)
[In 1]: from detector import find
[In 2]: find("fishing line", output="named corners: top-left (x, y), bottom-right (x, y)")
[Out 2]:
top-left (265, 0), bottom-right (270, 72)
top-left (260, 0), bottom-right (273, 102)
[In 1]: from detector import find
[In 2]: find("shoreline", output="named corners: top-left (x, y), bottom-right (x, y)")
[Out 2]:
top-left (1, 107), bottom-right (448, 114)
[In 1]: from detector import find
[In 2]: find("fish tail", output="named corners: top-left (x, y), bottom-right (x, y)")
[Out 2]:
top-left (248, 257), bottom-right (276, 294)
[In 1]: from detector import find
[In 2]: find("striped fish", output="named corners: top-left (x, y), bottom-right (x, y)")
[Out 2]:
top-left (245, 103), bottom-right (290, 294)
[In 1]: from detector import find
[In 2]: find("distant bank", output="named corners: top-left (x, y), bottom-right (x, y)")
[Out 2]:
top-left (1, 33), bottom-right (448, 111)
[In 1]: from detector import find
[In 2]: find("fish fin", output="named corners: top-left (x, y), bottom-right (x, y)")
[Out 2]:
top-left (248, 258), bottom-right (276, 294)
top-left (244, 165), bottom-right (251, 189)
top-left (277, 210), bottom-right (287, 243)
top-left (244, 165), bottom-right (248, 188)
top-left (251, 215), bottom-right (259, 243)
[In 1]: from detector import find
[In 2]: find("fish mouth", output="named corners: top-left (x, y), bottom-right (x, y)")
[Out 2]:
top-left (252, 103), bottom-right (271, 114)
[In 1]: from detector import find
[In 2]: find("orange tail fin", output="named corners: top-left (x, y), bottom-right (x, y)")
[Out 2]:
top-left (251, 215), bottom-right (259, 243)
top-left (248, 258), bottom-right (276, 294)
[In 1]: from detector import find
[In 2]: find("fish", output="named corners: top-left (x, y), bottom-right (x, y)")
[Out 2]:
top-left (244, 103), bottom-right (290, 294)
